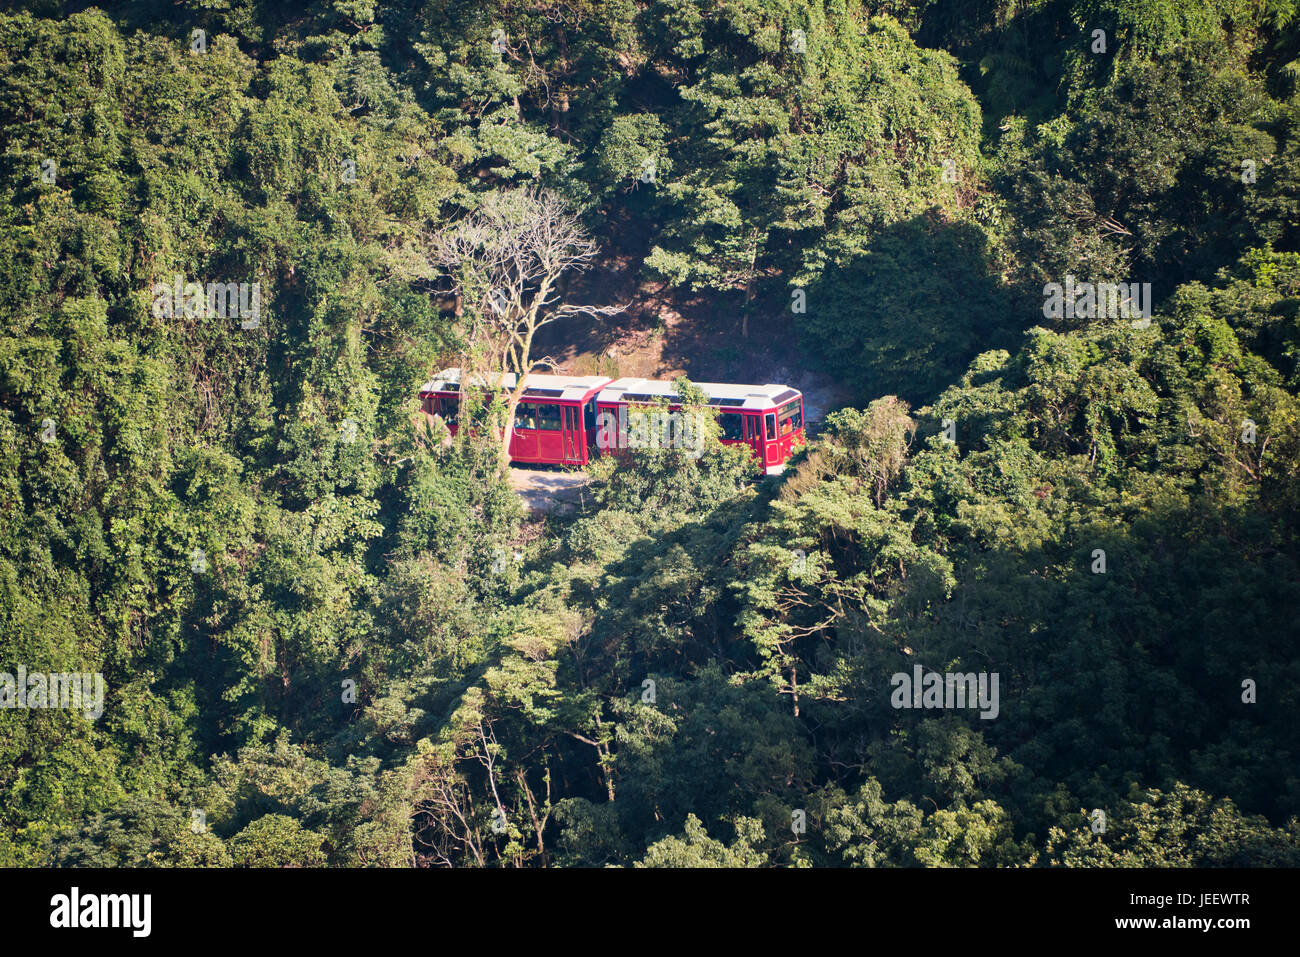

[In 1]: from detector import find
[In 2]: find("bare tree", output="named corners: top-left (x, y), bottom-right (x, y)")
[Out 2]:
top-left (429, 187), bottom-right (625, 473)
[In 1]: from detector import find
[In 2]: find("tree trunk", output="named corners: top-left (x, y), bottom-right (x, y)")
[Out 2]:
top-left (552, 26), bottom-right (570, 136)
top-left (742, 274), bottom-right (755, 338)
top-left (499, 394), bottom-right (518, 478)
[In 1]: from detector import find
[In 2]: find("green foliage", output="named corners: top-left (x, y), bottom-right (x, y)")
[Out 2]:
top-left (51, 796), bottom-right (231, 867)
top-left (4, 0), bottom-right (1300, 871)
top-left (228, 813), bottom-right (328, 867)
top-left (636, 813), bottom-right (767, 867)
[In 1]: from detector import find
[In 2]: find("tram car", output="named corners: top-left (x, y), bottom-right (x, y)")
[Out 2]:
top-left (419, 368), bottom-right (805, 475)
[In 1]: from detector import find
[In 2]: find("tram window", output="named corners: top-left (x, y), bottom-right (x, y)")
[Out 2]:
top-left (764, 413), bottom-right (777, 441)
top-left (584, 398), bottom-right (597, 432)
top-left (535, 403), bottom-right (562, 431)
top-left (514, 403), bottom-right (536, 430)
top-left (440, 397), bottom-right (459, 426)
top-left (718, 412), bottom-right (744, 441)
top-left (778, 400), bottom-right (802, 435)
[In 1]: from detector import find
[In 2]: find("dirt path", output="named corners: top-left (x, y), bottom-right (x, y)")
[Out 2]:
top-left (509, 467), bottom-right (593, 514)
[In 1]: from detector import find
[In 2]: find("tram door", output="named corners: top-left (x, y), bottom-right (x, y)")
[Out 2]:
top-left (764, 412), bottom-right (778, 467)
top-left (562, 405), bottom-right (582, 464)
top-left (743, 414), bottom-right (763, 464)
top-left (584, 399), bottom-right (600, 458)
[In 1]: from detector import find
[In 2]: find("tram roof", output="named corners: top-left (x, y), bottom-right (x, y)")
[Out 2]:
top-left (420, 369), bottom-right (801, 410)
top-left (420, 368), bottom-right (612, 402)
top-left (597, 377), bottom-right (799, 411)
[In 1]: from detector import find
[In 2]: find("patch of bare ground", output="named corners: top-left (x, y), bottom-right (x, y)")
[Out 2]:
top-left (508, 466), bottom-right (593, 515)
top-left (536, 261), bottom-right (853, 429)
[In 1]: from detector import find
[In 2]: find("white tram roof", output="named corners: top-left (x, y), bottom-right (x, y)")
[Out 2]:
top-left (420, 368), bottom-right (801, 411)
top-left (597, 377), bottom-right (800, 411)
top-left (420, 367), bottom-right (612, 402)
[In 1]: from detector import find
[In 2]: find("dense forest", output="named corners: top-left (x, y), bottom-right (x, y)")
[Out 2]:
top-left (2, 0), bottom-right (1299, 867)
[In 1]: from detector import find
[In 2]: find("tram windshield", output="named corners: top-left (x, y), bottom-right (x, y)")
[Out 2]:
top-left (777, 399), bottom-right (802, 436)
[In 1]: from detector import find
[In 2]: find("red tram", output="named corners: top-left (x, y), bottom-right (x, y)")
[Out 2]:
top-left (419, 368), bottom-right (805, 475)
